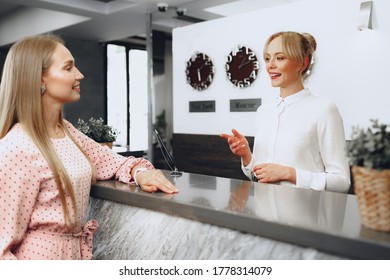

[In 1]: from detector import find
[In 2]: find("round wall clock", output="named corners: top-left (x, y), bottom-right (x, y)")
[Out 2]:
top-left (185, 52), bottom-right (215, 91)
top-left (225, 45), bottom-right (260, 88)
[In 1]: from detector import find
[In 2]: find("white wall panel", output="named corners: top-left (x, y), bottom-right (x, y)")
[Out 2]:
top-left (172, 0), bottom-right (390, 138)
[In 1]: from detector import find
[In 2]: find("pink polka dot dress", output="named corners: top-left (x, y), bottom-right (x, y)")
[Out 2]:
top-left (0, 120), bottom-right (153, 260)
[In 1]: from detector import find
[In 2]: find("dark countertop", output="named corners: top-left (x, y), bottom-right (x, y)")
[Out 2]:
top-left (111, 146), bottom-right (146, 158)
top-left (90, 170), bottom-right (390, 259)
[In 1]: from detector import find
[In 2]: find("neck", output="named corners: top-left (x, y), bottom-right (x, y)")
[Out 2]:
top-left (41, 97), bottom-right (63, 132)
top-left (279, 83), bottom-right (304, 98)
top-left (42, 110), bottom-right (63, 138)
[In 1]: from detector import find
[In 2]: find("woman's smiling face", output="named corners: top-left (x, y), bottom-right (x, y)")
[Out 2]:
top-left (264, 36), bottom-right (303, 93)
top-left (42, 43), bottom-right (84, 104)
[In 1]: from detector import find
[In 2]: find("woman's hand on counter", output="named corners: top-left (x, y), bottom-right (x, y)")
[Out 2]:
top-left (136, 170), bottom-right (179, 194)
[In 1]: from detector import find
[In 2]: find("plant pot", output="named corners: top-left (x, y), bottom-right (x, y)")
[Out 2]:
top-left (352, 166), bottom-right (390, 232)
top-left (99, 142), bottom-right (113, 149)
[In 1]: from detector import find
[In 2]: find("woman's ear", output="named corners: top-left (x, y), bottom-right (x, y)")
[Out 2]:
top-left (301, 57), bottom-right (309, 72)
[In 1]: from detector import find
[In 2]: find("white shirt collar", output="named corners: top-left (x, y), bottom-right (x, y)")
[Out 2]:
top-left (276, 88), bottom-right (310, 107)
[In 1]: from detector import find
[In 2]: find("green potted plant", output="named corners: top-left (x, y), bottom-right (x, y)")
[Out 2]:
top-left (77, 117), bottom-right (118, 148)
top-left (346, 119), bottom-right (390, 232)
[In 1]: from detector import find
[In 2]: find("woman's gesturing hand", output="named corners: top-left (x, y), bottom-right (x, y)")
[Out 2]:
top-left (220, 128), bottom-right (252, 165)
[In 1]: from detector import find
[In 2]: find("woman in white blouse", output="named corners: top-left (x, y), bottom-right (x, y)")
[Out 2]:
top-left (221, 31), bottom-right (350, 193)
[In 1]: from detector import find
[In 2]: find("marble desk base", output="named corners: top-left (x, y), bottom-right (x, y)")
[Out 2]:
top-left (87, 197), bottom-right (343, 260)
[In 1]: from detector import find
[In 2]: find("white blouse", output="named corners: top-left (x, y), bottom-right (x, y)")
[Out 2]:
top-left (242, 88), bottom-right (350, 193)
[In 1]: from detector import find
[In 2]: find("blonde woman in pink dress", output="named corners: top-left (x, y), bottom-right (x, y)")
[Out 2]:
top-left (0, 34), bottom-right (178, 260)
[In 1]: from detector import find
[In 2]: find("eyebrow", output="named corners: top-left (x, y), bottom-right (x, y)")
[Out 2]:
top-left (265, 52), bottom-right (284, 56)
top-left (63, 59), bottom-right (75, 65)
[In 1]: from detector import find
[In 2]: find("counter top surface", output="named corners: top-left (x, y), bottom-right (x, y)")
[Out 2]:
top-left (91, 170), bottom-right (390, 259)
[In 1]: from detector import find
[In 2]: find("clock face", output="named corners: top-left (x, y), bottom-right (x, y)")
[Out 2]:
top-left (185, 52), bottom-right (215, 91)
top-left (225, 45), bottom-right (260, 88)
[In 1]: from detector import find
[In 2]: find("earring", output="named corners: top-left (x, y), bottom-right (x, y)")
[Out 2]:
top-left (40, 84), bottom-right (46, 95)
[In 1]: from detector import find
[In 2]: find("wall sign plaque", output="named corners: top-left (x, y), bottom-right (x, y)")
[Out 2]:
top-left (189, 100), bottom-right (216, 113)
top-left (230, 98), bottom-right (261, 112)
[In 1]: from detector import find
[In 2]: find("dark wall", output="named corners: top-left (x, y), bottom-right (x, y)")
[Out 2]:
top-left (172, 133), bottom-right (255, 181)
top-left (0, 35), bottom-right (106, 126)
top-left (0, 47), bottom-right (8, 79)
top-left (153, 30), bottom-right (166, 75)
top-left (61, 35), bottom-right (106, 125)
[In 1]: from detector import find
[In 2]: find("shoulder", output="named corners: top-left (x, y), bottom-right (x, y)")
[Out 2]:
top-left (305, 92), bottom-right (340, 115)
top-left (63, 119), bottom-right (84, 139)
top-left (303, 95), bottom-right (344, 131)
top-left (63, 119), bottom-right (77, 132)
top-left (63, 119), bottom-right (94, 148)
top-left (0, 124), bottom-right (34, 149)
top-left (0, 124), bottom-right (40, 161)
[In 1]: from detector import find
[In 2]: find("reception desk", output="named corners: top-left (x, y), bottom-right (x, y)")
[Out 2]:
top-left (87, 170), bottom-right (390, 260)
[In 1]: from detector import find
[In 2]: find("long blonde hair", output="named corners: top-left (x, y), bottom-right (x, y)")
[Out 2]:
top-left (0, 34), bottom-right (94, 227)
top-left (263, 31), bottom-right (317, 80)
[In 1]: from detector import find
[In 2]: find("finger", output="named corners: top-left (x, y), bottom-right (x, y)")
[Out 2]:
top-left (137, 171), bottom-right (176, 194)
top-left (142, 180), bottom-right (175, 194)
top-left (254, 163), bottom-right (266, 171)
top-left (220, 133), bottom-right (231, 139)
top-left (152, 171), bottom-right (179, 193)
top-left (157, 183), bottom-right (178, 194)
top-left (257, 172), bottom-right (266, 182)
top-left (230, 140), bottom-right (240, 149)
top-left (140, 184), bottom-right (158, 193)
top-left (228, 137), bottom-right (240, 146)
top-left (231, 143), bottom-right (244, 153)
top-left (159, 177), bottom-right (179, 193)
top-left (231, 128), bottom-right (244, 139)
top-left (221, 134), bottom-right (238, 146)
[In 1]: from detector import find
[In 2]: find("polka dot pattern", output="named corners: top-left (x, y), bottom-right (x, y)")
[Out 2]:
top-left (0, 121), bottom-right (153, 259)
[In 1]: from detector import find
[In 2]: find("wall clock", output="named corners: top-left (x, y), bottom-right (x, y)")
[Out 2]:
top-left (225, 45), bottom-right (259, 88)
top-left (185, 52), bottom-right (215, 91)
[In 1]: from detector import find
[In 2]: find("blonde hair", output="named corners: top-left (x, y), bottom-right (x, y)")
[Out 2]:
top-left (263, 31), bottom-right (317, 79)
top-left (0, 34), bottom-right (94, 227)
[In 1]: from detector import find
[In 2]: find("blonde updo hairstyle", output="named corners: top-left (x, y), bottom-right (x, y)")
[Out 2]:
top-left (263, 31), bottom-right (317, 80)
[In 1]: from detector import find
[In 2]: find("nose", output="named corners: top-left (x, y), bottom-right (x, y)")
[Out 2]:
top-left (266, 57), bottom-right (276, 71)
top-left (75, 67), bottom-right (84, 80)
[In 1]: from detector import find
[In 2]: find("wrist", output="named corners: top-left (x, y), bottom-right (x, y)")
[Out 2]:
top-left (133, 167), bottom-right (148, 186)
top-left (285, 167), bottom-right (296, 184)
top-left (242, 153), bottom-right (252, 167)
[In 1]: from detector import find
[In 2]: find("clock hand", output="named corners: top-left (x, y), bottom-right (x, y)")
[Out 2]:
top-left (239, 58), bottom-right (253, 69)
top-left (238, 57), bottom-right (246, 69)
top-left (197, 68), bottom-right (201, 81)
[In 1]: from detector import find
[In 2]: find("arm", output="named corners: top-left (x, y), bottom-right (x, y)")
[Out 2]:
top-left (0, 142), bottom-right (40, 259)
top-left (296, 102), bottom-right (350, 192)
top-left (64, 120), bottom-right (152, 181)
top-left (65, 121), bottom-right (177, 193)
